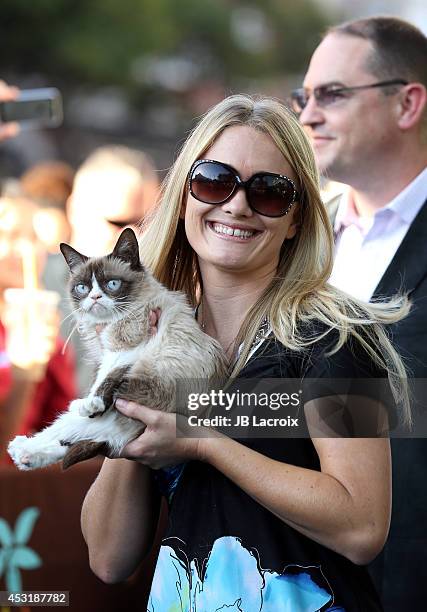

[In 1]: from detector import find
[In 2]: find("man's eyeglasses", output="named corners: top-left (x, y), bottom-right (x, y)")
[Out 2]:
top-left (290, 79), bottom-right (408, 114)
top-left (188, 159), bottom-right (299, 218)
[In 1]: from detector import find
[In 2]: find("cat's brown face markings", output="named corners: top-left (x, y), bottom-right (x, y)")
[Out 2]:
top-left (69, 256), bottom-right (145, 308)
top-left (60, 228), bottom-right (146, 321)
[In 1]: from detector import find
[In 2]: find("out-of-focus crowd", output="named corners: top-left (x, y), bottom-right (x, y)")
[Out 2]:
top-left (0, 80), bottom-right (160, 461)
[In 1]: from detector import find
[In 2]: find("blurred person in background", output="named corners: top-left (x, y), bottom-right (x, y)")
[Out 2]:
top-left (64, 145), bottom-right (160, 394)
top-left (21, 159), bottom-right (75, 248)
top-left (0, 194), bottom-right (76, 462)
top-left (293, 16), bottom-right (427, 609)
top-left (19, 160), bottom-right (76, 367)
top-left (0, 80), bottom-right (19, 143)
top-left (2, 160), bottom-right (74, 304)
top-left (68, 145), bottom-right (159, 256)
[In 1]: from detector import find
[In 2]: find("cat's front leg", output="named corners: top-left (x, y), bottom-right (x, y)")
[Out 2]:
top-left (70, 396), bottom-right (106, 418)
top-left (8, 435), bottom-right (68, 471)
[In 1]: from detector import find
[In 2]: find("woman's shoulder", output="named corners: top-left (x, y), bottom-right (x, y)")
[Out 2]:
top-left (301, 321), bottom-right (387, 380)
top-left (240, 319), bottom-right (330, 379)
top-left (254, 319), bottom-right (386, 380)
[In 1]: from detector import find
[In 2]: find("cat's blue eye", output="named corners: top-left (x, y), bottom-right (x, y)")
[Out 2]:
top-left (75, 283), bottom-right (89, 295)
top-left (107, 279), bottom-right (122, 291)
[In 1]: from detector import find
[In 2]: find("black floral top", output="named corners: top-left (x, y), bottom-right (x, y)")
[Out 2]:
top-left (149, 327), bottom-right (393, 611)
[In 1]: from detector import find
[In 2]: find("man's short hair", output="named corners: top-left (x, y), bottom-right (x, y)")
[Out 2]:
top-left (20, 161), bottom-right (75, 210)
top-left (75, 145), bottom-right (158, 185)
top-left (327, 16), bottom-right (427, 89)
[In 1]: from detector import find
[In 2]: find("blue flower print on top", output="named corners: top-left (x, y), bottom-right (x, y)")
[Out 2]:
top-left (0, 507), bottom-right (42, 592)
top-left (148, 535), bottom-right (344, 611)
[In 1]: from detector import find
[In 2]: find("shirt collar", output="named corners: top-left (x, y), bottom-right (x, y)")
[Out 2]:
top-left (334, 187), bottom-right (371, 235)
top-left (385, 166), bottom-right (427, 224)
top-left (334, 166), bottom-right (427, 232)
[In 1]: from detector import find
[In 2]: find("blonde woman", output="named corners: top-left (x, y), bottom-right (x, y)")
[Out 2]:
top-left (81, 95), bottom-right (410, 611)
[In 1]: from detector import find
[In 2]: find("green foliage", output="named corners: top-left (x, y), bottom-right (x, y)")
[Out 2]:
top-left (0, 0), bottom-right (329, 89)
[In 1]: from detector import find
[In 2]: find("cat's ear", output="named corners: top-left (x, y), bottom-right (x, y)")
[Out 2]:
top-left (60, 243), bottom-right (89, 271)
top-left (112, 228), bottom-right (143, 271)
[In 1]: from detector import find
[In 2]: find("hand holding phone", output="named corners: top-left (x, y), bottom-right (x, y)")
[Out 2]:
top-left (0, 80), bottom-right (20, 142)
top-left (0, 86), bottom-right (63, 133)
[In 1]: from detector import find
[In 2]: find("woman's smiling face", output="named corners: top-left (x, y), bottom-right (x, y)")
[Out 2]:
top-left (184, 125), bottom-right (300, 278)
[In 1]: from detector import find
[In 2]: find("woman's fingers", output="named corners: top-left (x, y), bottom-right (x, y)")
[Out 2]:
top-left (114, 400), bottom-right (204, 467)
top-left (0, 81), bottom-right (20, 142)
top-left (115, 399), bottom-right (165, 461)
top-left (0, 122), bottom-right (19, 141)
top-left (115, 398), bottom-right (159, 426)
top-left (0, 80), bottom-right (20, 101)
top-left (119, 436), bottom-right (146, 459)
top-left (148, 308), bottom-right (161, 336)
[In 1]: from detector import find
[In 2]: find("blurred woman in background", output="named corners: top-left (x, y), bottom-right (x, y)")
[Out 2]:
top-left (0, 194), bottom-right (75, 461)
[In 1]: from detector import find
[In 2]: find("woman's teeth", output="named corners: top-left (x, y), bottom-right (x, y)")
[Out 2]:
top-left (211, 223), bottom-right (255, 238)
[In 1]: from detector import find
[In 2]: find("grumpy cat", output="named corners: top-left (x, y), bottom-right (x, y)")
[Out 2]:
top-left (8, 228), bottom-right (227, 470)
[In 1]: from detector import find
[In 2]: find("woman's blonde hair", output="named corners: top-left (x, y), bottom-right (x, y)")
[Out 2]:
top-left (139, 94), bottom-right (411, 427)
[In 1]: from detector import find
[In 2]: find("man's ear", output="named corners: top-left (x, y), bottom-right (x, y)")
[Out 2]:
top-left (60, 243), bottom-right (88, 271)
top-left (396, 83), bottom-right (427, 131)
top-left (111, 227), bottom-right (143, 271)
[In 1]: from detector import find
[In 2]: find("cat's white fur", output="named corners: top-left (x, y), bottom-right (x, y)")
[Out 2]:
top-left (8, 231), bottom-right (227, 470)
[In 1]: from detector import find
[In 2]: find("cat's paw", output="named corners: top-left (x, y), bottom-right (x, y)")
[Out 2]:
top-left (8, 436), bottom-right (31, 469)
top-left (8, 437), bottom-right (63, 470)
top-left (69, 398), bottom-right (84, 414)
top-left (77, 396), bottom-right (106, 418)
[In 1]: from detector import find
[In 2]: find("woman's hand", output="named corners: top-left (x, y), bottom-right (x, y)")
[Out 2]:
top-left (0, 80), bottom-right (20, 142)
top-left (148, 308), bottom-right (161, 336)
top-left (115, 399), bottom-right (205, 469)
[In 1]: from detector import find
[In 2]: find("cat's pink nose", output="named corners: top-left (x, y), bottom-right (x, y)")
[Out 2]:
top-left (90, 294), bottom-right (102, 301)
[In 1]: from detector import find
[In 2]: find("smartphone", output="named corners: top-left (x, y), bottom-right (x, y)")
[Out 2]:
top-left (0, 87), bottom-right (63, 128)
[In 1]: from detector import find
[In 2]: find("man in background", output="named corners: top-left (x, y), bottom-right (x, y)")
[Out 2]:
top-left (67, 145), bottom-right (159, 256)
top-left (293, 16), bottom-right (427, 608)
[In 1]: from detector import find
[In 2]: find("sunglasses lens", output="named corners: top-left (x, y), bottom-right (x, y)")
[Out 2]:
top-left (190, 162), bottom-right (235, 204)
top-left (290, 89), bottom-right (307, 113)
top-left (249, 175), bottom-right (295, 217)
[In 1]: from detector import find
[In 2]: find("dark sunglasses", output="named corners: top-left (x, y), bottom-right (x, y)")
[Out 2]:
top-left (290, 79), bottom-right (408, 114)
top-left (188, 159), bottom-right (299, 218)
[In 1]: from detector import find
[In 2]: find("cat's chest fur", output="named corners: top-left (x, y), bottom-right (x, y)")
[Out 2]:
top-left (103, 305), bottom-right (153, 350)
top-left (94, 311), bottom-right (154, 382)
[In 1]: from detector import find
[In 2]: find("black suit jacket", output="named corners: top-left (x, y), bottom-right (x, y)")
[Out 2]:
top-left (328, 197), bottom-right (427, 610)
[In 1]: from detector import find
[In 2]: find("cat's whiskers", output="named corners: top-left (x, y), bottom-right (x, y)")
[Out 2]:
top-left (114, 304), bottom-right (139, 323)
top-left (114, 299), bottom-right (137, 309)
top-left (60, 306), bottom-right (88, 355)
top-left (115, 299), bottom-right (136, 307)
top-left (61, 320), bottom-right (80, 355)
top-left (60, 309), bottom-right (79, 326)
